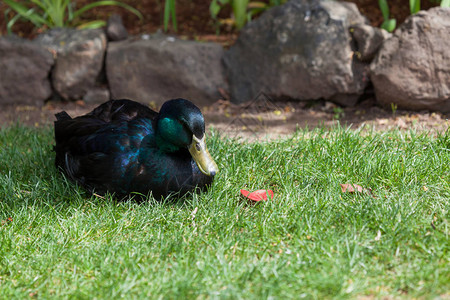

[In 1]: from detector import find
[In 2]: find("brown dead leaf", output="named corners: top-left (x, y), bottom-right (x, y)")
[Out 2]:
top-left (340, 184), bottom-right (374, 197)
top-left (395, 118), bottom-right (407, 129)
top-left (340, 183), bottom-right (364, 193)
top-left (218, 88), bottom-right (229, 100)
top-left (1, 217), bottom-right (13, 226)
top-left (374, 230), bottom-right (382, 241)
top-left (75, 100), bottom-right (85, 106)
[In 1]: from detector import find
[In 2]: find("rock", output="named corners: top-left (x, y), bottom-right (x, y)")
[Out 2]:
top-left (370, 7), bottom-right (450, 112)
top-left (106, 35), bottom-right (227, 106)
top-left (0, 36), bottom-right (54, 105)
top-left (83, 87), bottom-right (111, 104)
top-left (351, 24), bottom-right (391, 62)
top-left (34, 28), bottom-right (107, 101)
top-left (106, 14), bottom-right (128, 41)
top-left (223, 0), bottom-right (370, 106)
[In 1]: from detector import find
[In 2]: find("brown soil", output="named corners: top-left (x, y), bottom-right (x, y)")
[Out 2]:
top-left (1, 99), bottom-right (448, 140)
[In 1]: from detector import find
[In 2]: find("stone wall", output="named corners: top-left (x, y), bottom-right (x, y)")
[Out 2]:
top-left (0, 2), bottom-right (448, 112)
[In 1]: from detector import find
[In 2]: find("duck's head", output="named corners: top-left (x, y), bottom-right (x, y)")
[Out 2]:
top-left (155, 98), bottom-right (218, 177)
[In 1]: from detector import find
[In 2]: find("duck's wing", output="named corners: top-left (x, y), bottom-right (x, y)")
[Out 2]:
top-left (88, 99), bottom-right (158, 123)
top-left (54, 112), bottom-right (114, 190)
top-left (54, 100), bottom-right (159, 196)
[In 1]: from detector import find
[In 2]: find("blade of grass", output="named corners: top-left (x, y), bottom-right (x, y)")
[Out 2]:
top-left (378, 0), bottom-right (390, 20)
top-left (72, 1), bottom-right (143, 21)
top-left (3, 0), bottom-right (48, 27)
top-left (409, 0), bottom-right (420, 14)
top-left (76, 20), bottom-right (107, 29)
top-left (164, 0), bottom-right (177, 32)
top-left (232, 0), bottom-right (250, 29)
top-left (441, 0), bottom-right (450, 7)
top-left (6, 9), bottom-right (25, 34)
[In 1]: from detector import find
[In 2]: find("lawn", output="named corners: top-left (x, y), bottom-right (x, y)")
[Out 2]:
top-left (0, 125), bottom-right (448, 299)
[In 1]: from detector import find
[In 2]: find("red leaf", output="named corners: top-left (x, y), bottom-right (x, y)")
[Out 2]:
top-left (240, 189), bottom-right (274, 202)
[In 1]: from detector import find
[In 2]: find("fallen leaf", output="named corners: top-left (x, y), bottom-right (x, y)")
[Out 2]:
top-left (93, 193), bottom-right (106, 199)
top-left (218, 87), bottom-right (229, 100)
top-left (340, 183), bottom-right (364, 193)
top-left (431, 220), bottom-right (436, 230)
top-left (240, 189), bottom-right (274, 202)
top-left (191, 207), bottom-right (198, 220)
top-left (375, 230), bottom-right (382, 241)
top-left (1, 217), bottom-right (13, 226)
top-left (395, 118), bottom-right (407, 129)
top-left (340, 183), bottom-right (375, 198)
top-left (273, 110), bottom-right (282, 116)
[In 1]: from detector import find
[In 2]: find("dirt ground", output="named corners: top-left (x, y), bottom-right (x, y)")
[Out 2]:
top-left (1, 98), bottom-right (448, 140)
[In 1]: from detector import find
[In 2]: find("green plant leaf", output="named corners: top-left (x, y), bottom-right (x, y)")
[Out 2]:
top-left (73, 1), bottom-right (143, 21)
top-left (3, 0), bottom-right (48, 27)
top-left (6, 11), bottom-right (23, 35)
top-left (232, 0), bottom-right (250, 29)
top-left (381, 18), bottom-right (396, 32)
top-left (4, 0), bottom-right (142, 32)
top-left (409, 0), bottom-right (421, 14)
top-left (67, 0), bottom-right (74, 22)
top-left (441, 0), bottom-right (450, 7)
top-left (210, 0), bottom-right (222, 19)
top-left (378, 0), bottom-right (390, 20)
top-left (77, 20), bottom-right (107, 29)
top-left (163, 0), bottom-right (177, 32)
top-left (170, 0), bottom-right (177, 31)
top-left (40, 0), bottom-right (69, 27)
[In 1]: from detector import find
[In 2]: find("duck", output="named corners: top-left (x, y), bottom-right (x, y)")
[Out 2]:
top-left (54, 98), bottom-right (218, 199)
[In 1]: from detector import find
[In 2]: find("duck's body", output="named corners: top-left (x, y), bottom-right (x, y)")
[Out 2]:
top-left (54, 99), bottom-right (218, 199)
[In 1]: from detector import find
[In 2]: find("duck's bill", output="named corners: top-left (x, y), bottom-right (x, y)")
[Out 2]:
top-left (189, 135), bottom-right (218, 176)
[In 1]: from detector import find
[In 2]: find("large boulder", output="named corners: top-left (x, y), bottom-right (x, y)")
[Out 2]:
top-left (106, 35), bottom-right (227, 106)
top-left (370, 7), bottom-right (450, 112)
top-left (223, 0), bottom-right (370, 106)
top-left (0, 36), bottom-right (54, 105)
top-left (34, 28), bottom-right (107, 101)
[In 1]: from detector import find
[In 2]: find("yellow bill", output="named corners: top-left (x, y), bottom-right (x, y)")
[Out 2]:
top-left (188, 135), bottom-right (218, 176)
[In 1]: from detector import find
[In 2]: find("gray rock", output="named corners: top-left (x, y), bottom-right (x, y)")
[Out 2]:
top-left (106, 35), bottom-right (228, 106)
top-left (223, 0), bottom-right (370, 106)
top-left (34, 28), bottom-right (107, 101)
top-left (370, 7), bottom-right (450, 112)
top-left (106, 14), bottom-right (128, 41)
top-left (0, 36), bottom-right (54, 105)
top-left (83, 87), bottom-right (111, 104)
top-left (351, 24), bottom-right (391, 62)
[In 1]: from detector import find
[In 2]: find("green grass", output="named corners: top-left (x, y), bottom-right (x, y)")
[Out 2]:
top-left (0, 125), bottom-right (449, 299)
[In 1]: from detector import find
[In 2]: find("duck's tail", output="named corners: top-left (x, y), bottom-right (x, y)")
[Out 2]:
top-left (55, 111), bottom-right (72, 121)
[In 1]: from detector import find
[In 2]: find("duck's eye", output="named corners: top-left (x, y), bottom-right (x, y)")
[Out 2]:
top-left (195, 143), bottom-right (201, 151)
